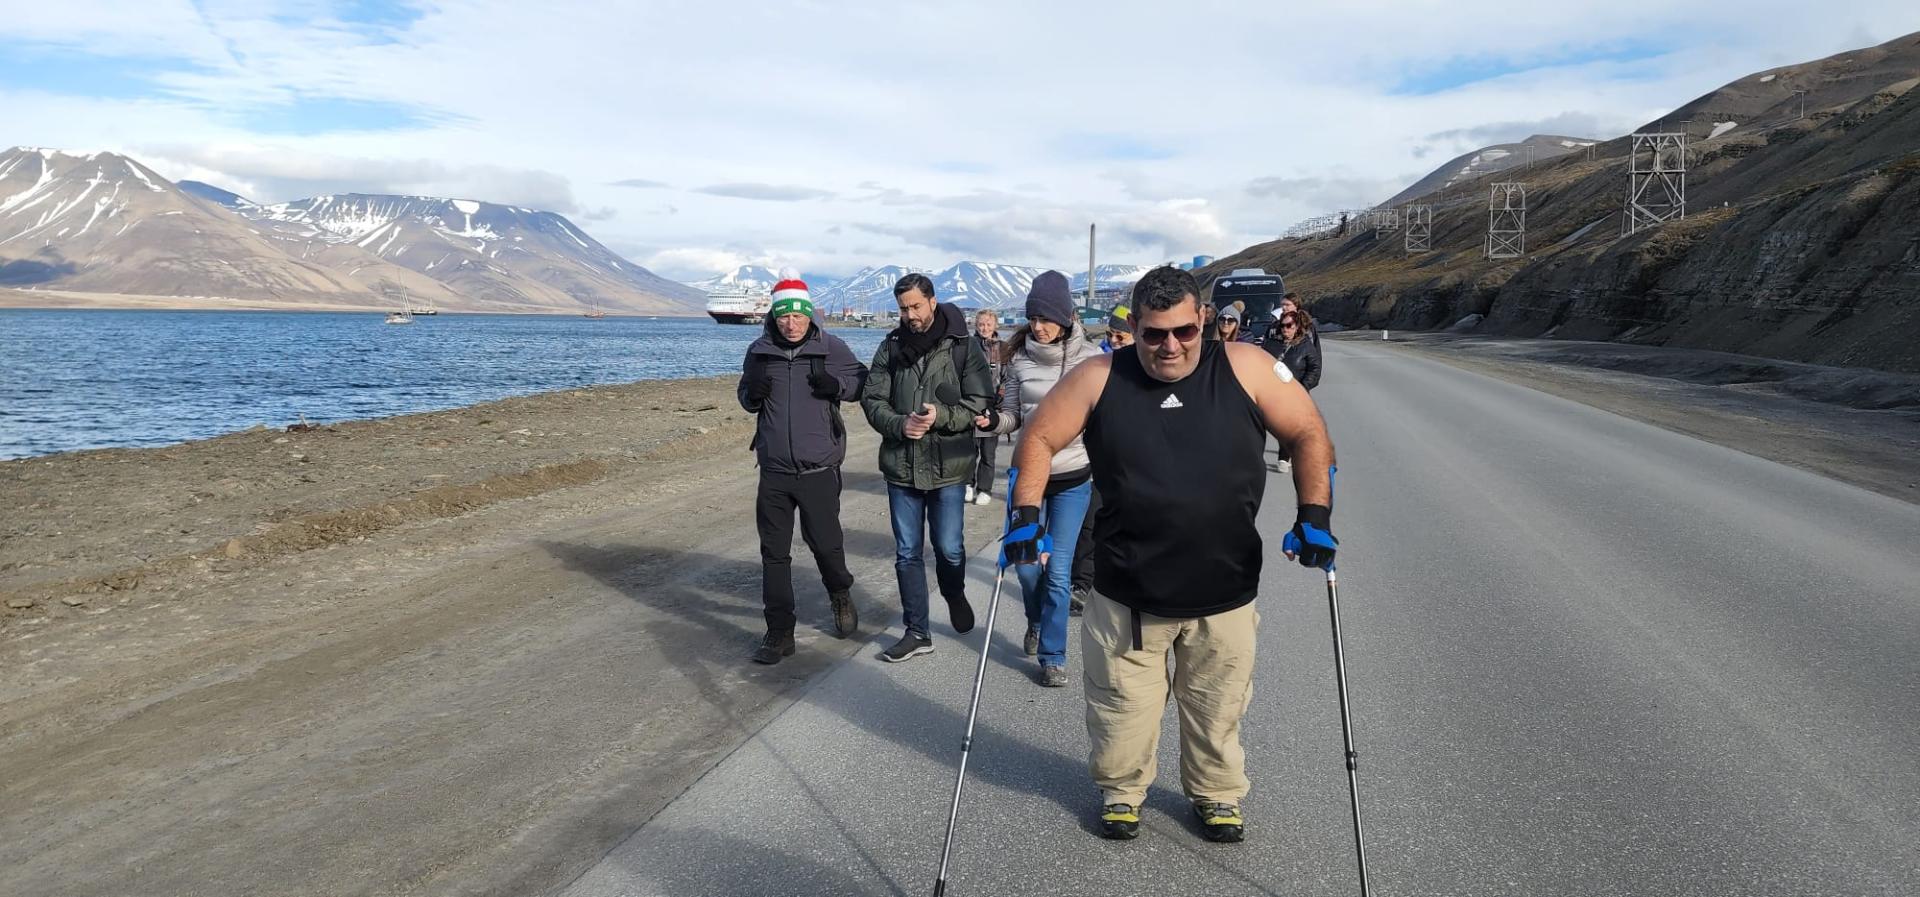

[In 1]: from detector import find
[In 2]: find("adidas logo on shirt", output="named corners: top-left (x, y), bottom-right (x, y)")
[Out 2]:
top-left (1159, 394), bottom-right (1184, 409)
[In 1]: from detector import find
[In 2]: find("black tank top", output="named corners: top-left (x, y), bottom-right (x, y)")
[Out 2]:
top-left (1084, 342), bottom-right (1267, 617)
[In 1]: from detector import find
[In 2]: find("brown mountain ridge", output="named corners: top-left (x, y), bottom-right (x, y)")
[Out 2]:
top-left (1201, 31), bottom-right (1920, 374)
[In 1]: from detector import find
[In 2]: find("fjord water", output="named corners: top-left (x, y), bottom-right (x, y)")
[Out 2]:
top-left (0, 309), bottom-right (887, 459)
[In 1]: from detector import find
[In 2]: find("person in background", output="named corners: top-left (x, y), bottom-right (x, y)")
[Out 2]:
top-left (982, 271), bottom-right (1097, 687)
top-left (1100, 305), bottom-right (1133, 353)
top-left (1074, 305), bottom-right (1131, 614)
top-left (1275, 308), bottom-right (1322, 392)
top-left (1278, 293), bottom-right (1320, 347)
top-left (861, 273), bottom-right (995, 663)
top-left (1215, 304), bottom-right (1246, 343)
top-left (737, 270), bottom-right (868, 665)
top-left (1264, 307), bottom-right (1323, 473)
top-left (967, 309), bottom-right (1005, 507)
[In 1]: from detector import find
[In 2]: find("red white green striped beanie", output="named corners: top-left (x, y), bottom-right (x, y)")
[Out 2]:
top-left (770, 267), bottom-right (813, 319)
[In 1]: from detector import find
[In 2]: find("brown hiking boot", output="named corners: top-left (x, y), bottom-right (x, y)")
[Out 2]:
top-left (829, 589), bottom-right (857, 638)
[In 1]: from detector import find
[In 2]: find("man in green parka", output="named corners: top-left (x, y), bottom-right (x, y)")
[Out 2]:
top-left (861, 273), bottom-right (995, 663)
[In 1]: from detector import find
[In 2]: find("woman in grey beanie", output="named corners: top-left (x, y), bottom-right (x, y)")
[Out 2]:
top-left (979, 270), bottom-right (1096, 687)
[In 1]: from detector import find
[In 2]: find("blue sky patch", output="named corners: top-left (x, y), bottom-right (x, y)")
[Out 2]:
top-left (1059, 134), bottom-right (1176, 162)
top-left (1392, 40), bottom-right (1674, 95)
top-left (273, 0), bottom-right (426, 43)
top-left (229, 95), bottom-right (451, 135)
top-left (0, 43), bottom-right (195, 100)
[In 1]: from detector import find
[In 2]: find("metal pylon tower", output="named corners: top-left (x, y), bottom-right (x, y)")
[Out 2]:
top-left (1486, 183), bottom-right (1526, 259)
top-left (1404, 204), bottom-right (1432, 253)
top-left (1624, 132), bottom-right (1686, 235)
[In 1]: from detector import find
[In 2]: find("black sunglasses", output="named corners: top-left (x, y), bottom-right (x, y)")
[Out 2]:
top-left (1140, 324), bottom-right (1201, 346)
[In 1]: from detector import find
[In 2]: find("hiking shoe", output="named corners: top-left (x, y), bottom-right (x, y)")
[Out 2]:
top-left (1039, 663), bottom-right (1069, 687)
top-left (880, 633), bottom-right (934, 663)
top-left (1069, 588), bottom-right (1087, 617)
top-left (1023, 623), bottom-right (1039, 657)
top-left (750, 630), bottom-right (795, 665)
top-left (1099, 803), bottom-right (1141, 840)
top-left (828, 588), bottom-right (857, 639)
top-left (945, 593), bottom-right (975, 634)
top-left (1192, 800), bottom-right (1245, 843)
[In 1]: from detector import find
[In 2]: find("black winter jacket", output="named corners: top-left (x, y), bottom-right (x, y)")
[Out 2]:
top-left (1277, 337), bottom-right (1322, 391)
top-left (738, 321), bottom-right (868, 475)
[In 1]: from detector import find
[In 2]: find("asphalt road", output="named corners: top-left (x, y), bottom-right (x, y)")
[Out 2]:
top-left (557, 340), bottom-right (1920, 897)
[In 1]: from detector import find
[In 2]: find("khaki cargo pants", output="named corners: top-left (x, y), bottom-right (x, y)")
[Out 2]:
top-left (1081, 590), bottom-right (1259, 807)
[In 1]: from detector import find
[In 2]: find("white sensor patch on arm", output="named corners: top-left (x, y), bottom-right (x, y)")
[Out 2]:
top-left (1273, 359), bottom-right (1294, 383)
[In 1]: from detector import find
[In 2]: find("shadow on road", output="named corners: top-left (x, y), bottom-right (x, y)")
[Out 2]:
top-left (539, 537), bottom-right (1088, 830)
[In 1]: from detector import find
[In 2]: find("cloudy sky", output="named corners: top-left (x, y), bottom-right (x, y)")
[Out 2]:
top-left (2, 1), bottom-right (1913, 281)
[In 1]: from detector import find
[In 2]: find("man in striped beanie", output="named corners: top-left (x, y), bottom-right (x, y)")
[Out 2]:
top-left (739, 268), bottom-right (869, 664)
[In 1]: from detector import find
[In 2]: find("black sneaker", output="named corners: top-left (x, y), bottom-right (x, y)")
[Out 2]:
top-left (1099, 803), bottom-right (1141, 840)
top-left (1069, 588), bottom-right (1087, 617)
top-left (828, 588), bottom-right (857, 639)
top-left (1022, 623), bottom-right (1039, 657)
top-left (880, 633), bottom-right (934, 663)
top-left (1192, 800), bottom-right (1245, 843)
top-left (750, 630), bottom-right (795, 665)
top-left (944, 593), bottom-right (975, 633)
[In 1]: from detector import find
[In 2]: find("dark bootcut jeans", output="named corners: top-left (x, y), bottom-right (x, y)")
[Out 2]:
top-left (757, 468), bottom-right (856, 633)
top-left (887, 482), bottom-right (967, 639)
top-left (1072, 484), bottom-right (1103, 592)
top-left (972, 435), bottom-right (998, 495)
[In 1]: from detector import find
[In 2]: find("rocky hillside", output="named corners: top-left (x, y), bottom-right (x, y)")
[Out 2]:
top-left (1201, 31), bottom-right (1920, 374)
top-left (1383, 135), bottom-right (1599, 206)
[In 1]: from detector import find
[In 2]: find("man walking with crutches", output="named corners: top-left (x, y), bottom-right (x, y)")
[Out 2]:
top-left (1004, 265), bottom-right (1338, 843)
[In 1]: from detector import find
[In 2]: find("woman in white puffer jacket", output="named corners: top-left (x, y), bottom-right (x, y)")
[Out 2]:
top-left (975, 271), bottom-right (1098, 687)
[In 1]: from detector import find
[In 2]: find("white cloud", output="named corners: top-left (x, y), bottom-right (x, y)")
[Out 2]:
top-left (4, 1), bottom-right (1916, 278)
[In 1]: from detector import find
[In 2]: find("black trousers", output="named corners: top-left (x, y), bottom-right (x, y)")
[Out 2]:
top-left (1072, 484), bottom-right (1103, 591)
top-left (757, 468), bottom-right (855, 633)
top-left (972, 435), bottom-right (999, 494)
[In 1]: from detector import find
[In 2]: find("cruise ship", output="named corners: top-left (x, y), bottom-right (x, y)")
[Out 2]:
top-left (705, 286), bottom-right (771, 325)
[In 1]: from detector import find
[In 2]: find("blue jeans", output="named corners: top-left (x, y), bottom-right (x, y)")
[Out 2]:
top-left (1015, 480), bottom-right (1092, 667)
top-left (889, 483), bottom-right (968, 639)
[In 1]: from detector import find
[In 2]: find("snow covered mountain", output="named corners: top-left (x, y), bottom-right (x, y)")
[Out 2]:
top-left (1383, 134), bottom-right (1599, 206)
top-left (0, 147), bottom-right (459, 306)
top-left (811, 264), bottom-right (916, 313)
top-left (237, 193), bottom-right (702, 314)
top-left (686, 264), bottom-right (782, 293)
top-left (1069, 265), bottom-right (1154, 292)
top-left (178, 179), bottom-right (261, 212)
top-left (935, 261), bottom-right (1042, 309)
top-left (0, 147), bottom-right (701, 314)
top-left (714, 260), bottom-right (1150, 314)
top-left (810, 261), bottom-right (1057, 312)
